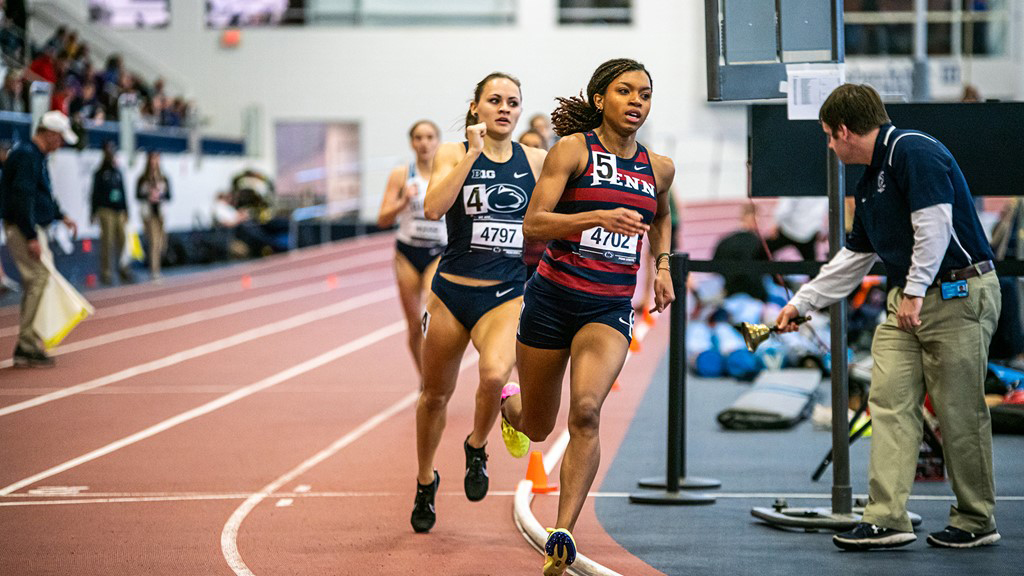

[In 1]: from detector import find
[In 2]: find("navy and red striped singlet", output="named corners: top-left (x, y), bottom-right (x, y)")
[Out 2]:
top-left (537, 130), bottom-right (658, 300)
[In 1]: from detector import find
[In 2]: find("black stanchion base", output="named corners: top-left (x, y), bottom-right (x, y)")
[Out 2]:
top-left (628, 490), bottom-right (716, 505)
top-left (751, 505), bottom-right (922, 532)
top-left (637, 476), bottom-right (721, 490)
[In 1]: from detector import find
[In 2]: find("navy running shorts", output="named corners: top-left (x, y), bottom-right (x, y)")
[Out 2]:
top-left (430, 273), bottom-right (524, 332)
top-left (396, 240), bottom-right (444, 275)
top-left (517, 274), bottom-right (634, 349)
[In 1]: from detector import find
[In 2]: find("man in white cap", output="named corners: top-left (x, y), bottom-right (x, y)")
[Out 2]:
top-left (0, 111), bottom-right (79, 367)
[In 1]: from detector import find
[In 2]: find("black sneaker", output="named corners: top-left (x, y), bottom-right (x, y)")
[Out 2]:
top-left (464, 437), bottom-right (489, 502)
top-left (12, 346), bottom-right (55, 368)
top-left (927, 526), bottom-right (1001, 548)
top-left (410, 470), bottom-right (439, 533)
top-left (833, 522), bottom-right (916, 551)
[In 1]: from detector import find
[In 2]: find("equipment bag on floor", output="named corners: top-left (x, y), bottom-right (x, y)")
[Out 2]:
top-left (717, 368), bottom-right (821, 430)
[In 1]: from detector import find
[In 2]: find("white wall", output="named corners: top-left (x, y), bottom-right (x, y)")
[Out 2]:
top-left (49, 149), bottom-right (251, 237)
top-left (31, 0), bottom-right (1024, 224)
top-left (35, 0), bottom-right (751, 221)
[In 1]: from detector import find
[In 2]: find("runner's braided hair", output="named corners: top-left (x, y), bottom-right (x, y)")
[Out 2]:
top-left (465, 72), bottom-right (522, 128)
top-left (551, 58), bottom-right (651, 137)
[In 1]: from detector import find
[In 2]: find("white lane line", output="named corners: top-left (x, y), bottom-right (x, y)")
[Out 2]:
top-left (0, 287), bottom-right (396, 418)
top-left (0, 321), bottom-right (406, 497)
top-left (0, 248), bottom-right (393, 337)
top-left (60, 234), bottom-right (392, 307)
top-left (0, 270), bottom-right (392, 370)
top-left (4, 491), bottom-right (1021, 508)
top-left (221, 351), bottom-right (480, 576)
top-left (294, 485), bottom-right (311, 493)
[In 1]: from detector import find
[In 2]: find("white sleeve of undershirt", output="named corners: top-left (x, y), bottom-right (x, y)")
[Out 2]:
top-left (789, 248), bottom-right (878, 315)
top-left (904, 203), bottom-right (953, 298)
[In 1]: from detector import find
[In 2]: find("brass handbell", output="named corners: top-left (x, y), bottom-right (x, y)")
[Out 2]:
top-left (738, 316), bottom-right (810, 352)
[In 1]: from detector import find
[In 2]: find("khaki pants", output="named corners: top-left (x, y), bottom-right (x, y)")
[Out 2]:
top-left (96, 208), bottom-right (127, 282)
top-left (143, 215), bottom-right (164, 277)
top-left (3, 224), bottom-right (50, 353)
top-left (863, 271), bottom-right (1000, 533)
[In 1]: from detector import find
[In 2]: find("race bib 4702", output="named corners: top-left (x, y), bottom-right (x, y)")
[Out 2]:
top-left (578, 226), bottom-right (638, 265)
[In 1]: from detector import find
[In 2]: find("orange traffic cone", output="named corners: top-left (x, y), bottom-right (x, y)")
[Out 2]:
top-left (326, 274), bottom-right (339, 289)
top-left (642, 309), bottom-right (656, 326)
top-left (241, 275), bottom-right (252, 289)
top-left (612, 379), bottom-right (621, 391)
top-left (629, 337), bottom-right (641, 353)
top-left (526, 450), bottom-right (557, 494)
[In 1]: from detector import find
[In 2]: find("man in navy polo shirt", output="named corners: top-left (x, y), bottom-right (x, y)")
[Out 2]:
top-left (0, 111), bottom-right (79, 367)
top-left (777, 84), bottom-right (1001, 551)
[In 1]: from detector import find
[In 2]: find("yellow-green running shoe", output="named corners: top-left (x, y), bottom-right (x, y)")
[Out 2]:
top-left (543, 528), bottom-right (577, 576)
top-left (500, 382), bottom-right (530, 458)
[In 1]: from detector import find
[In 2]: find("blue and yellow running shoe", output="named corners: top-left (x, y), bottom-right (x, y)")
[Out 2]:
top-left (500, 382), bottom-right (530, 458)
top-left (543, 528), bottom-right (577, 576)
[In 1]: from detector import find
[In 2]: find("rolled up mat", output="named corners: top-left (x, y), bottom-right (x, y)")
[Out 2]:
top-left (717, 368), bottom-right (822, 430)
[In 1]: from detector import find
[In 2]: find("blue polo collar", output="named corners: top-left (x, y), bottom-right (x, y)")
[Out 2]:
top-left (869, 124), bottom-right (896, 170)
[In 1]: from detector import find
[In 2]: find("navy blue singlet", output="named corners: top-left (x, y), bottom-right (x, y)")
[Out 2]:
top-left (437, 141), bottom-right (535, 283)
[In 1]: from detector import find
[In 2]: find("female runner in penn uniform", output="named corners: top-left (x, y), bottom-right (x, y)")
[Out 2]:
top-left (410, 72), bottom-right (546, 533)
top-left (377, 120), bottom-right (446, 375)
top-left (501, 59), bottom-right (676, 575)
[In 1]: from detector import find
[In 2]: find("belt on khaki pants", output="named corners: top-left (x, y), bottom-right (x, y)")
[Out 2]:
top-left (930, 260), bottom-right (995, 287)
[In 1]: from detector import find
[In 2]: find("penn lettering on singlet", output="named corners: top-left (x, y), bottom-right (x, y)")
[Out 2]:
top-left (538, 131), bottom-right (658, 299)
top-left (396, 162), bottom-right (448, 248)
top-left (437, 142), bottom-right (535, 282)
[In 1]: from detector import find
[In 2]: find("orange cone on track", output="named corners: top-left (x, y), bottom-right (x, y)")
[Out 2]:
top-left (326, 274), bottom-right (339, 288)
top-left (526, 450), bottom-right (557, 494)
top-left (643, 309), bottom-right (656, 326)
top-left (612, 379), bottom-right (621, 391)
top-left (629, 337), bottom-right (641, 353)
top-left (241, 275), bottom-right (252, 289)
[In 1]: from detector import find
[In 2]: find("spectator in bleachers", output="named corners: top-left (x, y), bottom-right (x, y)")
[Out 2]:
top-left (136, 151), bottom-right (171, 280)
top-left (91, 141), bottom-right (131, 284)
top-left (43, 24), bottom-right (66, 52)
top-left (29, 44), bottom-right (58, 83)
top-left (0, 68), bottom-right (24, 112)
top-left (49, 78), bottom-right (70, 114)
top-left (69, 80), bottom-right (99, 122)
top-left (66, 45), bottom-right (92, 86)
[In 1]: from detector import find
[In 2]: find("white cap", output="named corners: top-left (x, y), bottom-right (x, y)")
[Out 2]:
top-left (38, 110), bottom-right (79, 145)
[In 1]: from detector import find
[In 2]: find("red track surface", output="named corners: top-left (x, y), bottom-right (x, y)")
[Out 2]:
top-left (0, 233), bottom-right (665, 575)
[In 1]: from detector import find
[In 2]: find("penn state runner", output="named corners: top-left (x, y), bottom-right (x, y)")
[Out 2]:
top-left (500, 59), bottom-right (676, 575)
top-left (410, 72), bottom-right (546, 533)
top-left (378, 120), bottom-right (447, 376)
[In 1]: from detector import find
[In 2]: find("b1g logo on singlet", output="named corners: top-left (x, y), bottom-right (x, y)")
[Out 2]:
top-left (462, 183), bottom-right (528, 216)
top-left (590, 151), bottom-right (656, 196)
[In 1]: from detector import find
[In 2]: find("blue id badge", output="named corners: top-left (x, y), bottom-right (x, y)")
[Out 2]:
top-left (941, 280), bottom-right (969, 300)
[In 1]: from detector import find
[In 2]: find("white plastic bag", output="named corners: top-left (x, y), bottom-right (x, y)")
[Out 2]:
top-left (32, 236), bottom-right (95, 349)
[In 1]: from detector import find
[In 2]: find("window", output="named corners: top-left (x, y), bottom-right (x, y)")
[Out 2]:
top-left (88, 0), bottom-right (170, 29)
top-left (844, 0), bottom-right (1010, 57)
top-left (205, 0), bottom-right (515, 28)
top-left (558, 0), bottom-right (631, 26)
top-left (275, 121), bottom-right (361, 212)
